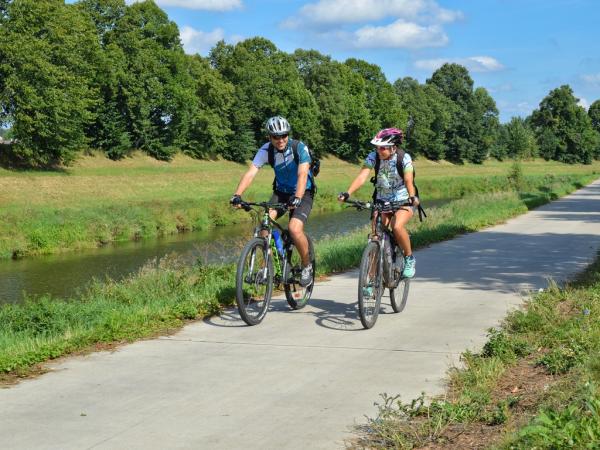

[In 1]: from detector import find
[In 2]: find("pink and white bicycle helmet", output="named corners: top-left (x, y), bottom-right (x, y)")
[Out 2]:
top-left (370, 127), bottom-right (403, 147)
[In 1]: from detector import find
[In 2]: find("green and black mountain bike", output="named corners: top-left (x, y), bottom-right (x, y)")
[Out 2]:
top-left (233, 200), bottom-right (316, 325)
top-left (345, 199), bottom-right (411, 329)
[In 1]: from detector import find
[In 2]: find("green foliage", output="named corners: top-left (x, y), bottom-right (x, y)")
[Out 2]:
top-left (531, 85), bottom-right (598, 164)
top-left (394, 77), bottom-right (453, 160)
top-left (425, 64), bottom-right (500, 164)
top-left (511, 383), bottom-right (600, 448)
top-left (507, 159), bottom-right (525, 190)
top-left (1, 0), bottom-right (100, 166)
top-left (210, 37), bottom-right (320, 160)
top-left (499, 117), bottom-right (538, 160)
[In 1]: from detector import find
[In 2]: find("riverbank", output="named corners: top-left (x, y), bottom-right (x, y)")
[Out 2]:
top-left (355, 250), bottom-right (600, 449)
top-left (1, 173), bottom-right (596, 380)
top-left (1, 153), bottom-right (599, 259)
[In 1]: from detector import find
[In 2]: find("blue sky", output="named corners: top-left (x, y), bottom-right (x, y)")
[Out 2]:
top-left (114, 1), bottom-right (600, 122)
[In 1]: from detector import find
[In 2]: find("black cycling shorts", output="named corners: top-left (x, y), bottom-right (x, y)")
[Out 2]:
top-left (269, 190), bottom-right (314, 224)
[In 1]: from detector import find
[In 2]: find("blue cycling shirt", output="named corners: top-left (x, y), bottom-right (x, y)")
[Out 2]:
top-left (252, 140), bottom-right (313, 194)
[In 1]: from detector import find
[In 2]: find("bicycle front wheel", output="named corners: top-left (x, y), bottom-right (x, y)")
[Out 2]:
top-left (358, 241), bottom-right (383, 329)
top-left (390, 279), bottom-right (410, 313)
top-left (235, 237), bottom-right (273, 325)
top-left (285, 234), bottom-right (315, 310)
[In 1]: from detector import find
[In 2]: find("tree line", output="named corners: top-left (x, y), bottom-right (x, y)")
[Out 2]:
top-left (1, 0), bottom-right (599, 167)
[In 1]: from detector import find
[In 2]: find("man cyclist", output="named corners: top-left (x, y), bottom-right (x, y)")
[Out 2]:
top-left (338, 127), bottom-right (418, 278)
top-left (230, 116), bottom-right (315, 287)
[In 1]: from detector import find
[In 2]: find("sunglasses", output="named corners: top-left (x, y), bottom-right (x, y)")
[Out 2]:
top-left (270, 134), bottom-right (288, 140)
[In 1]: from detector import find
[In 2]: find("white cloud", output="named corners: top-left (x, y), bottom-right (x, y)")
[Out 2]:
top-left (581, 73), bottom-right (600, 86)
top-left (577, 96), bottom-right (590, 110)
top-left (354, 20), bottom-right (448, 49)
top-left (415, 56), bottom-right (505, 73)
top-left (126, 0), bottom-right (242, 10)
top-left (282, 0), bottom-right (462, 29)
top-left (180, 26), bottom-right (228, 55)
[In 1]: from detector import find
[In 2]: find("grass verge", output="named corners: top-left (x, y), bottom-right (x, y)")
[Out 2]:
top-left (353, 252), bottom-right (600, 448)
top-left (0, 173), bottom-right (595, 382)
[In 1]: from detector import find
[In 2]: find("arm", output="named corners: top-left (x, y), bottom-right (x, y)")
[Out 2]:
top-left (234, 164), bottom-right (260, 197)
top-left (347, 167), bottom-right (371, 196)
top-left (295, 162), bottom-right (310, 199)
top-left (402, 170), bottom-right (419, 206)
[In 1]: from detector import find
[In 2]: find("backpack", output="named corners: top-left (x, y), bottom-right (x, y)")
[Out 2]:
top-left (267, 139), bottom-right (319, 194)
top-left (370, 149), bottom-right (426, 221)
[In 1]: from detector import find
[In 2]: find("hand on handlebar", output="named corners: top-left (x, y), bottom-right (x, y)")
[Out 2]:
top-left (338, 192), bottom-right (350, 202)
top-left (230, 194), bottom-right (242, 208)
top-left (287, 196), bottom-right (302, 209)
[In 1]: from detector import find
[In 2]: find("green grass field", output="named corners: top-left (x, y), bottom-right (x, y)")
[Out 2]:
top-left (1, 152), bottom-right (599, 259)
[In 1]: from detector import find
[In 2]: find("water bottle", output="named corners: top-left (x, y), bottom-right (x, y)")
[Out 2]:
top-left (272, 229), bottom-right (284, 257)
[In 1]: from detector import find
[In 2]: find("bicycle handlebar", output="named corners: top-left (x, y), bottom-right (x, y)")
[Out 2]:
top-left (343, 199), bottom-right (413, 212)
top-left (237, 200), bottom-right (288, 212)
top-left (344, 199), bottom-right (372, 211)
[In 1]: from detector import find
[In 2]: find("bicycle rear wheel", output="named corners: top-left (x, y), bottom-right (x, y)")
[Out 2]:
top-left (235, 237), bottom-right (273, 325)
top-left (358, 241), bottom-right (383, 329)
top-left (285, 234), bottom-right (315, 310)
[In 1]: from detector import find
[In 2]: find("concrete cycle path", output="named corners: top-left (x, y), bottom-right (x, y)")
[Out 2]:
top-left (2, 180), bottom-right (600, 449)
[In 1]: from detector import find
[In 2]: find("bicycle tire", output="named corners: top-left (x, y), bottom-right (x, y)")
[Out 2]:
top-left (235, 237), bottom-right (273, 325)
top-left (390, 250), bottom-right (410, 313)
top-left (358, 241), bottom-right (383, 329)
top-left (390, 278), bottom-right (410, 313)
top-left (285, 234), bottom-right (315, 310)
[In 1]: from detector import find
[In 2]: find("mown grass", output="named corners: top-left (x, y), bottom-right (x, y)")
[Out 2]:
top-left (0, 173), bottom-right (594, 379)
top-left (1, 152), bottom-right (599, 259)
top-left (355, 248), bottom-right (600, 448)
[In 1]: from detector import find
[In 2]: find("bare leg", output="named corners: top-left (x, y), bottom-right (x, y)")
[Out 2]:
top-left (391, 208), bottom-right (414, 256)
top-left (288, 217), bottom-right (309, 266)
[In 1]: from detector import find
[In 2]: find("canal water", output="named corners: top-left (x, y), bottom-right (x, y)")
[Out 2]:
top-left (0, 200), bottom-right (448, 305)
top-left (0, 208), bottom-right (372, 304)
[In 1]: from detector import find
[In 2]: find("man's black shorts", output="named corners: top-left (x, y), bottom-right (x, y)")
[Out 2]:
top-left (269, 190), bottom-right (314, 224)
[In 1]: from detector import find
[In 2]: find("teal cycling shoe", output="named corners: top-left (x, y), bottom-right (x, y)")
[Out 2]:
top-left (402, 255), bottom-right (416, 278)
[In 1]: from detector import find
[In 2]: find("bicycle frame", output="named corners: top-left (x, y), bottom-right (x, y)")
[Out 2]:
top-left (242, 201), bottom-right (290, 286)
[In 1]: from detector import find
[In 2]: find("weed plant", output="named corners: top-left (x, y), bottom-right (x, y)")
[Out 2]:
top-left (355, 251), bottom-right (600, 449)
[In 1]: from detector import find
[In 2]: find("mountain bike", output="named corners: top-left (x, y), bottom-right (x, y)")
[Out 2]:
top-left (233, 200), bottom-right (316, 325)
top-left (345, 199), bottom-right (411, 329)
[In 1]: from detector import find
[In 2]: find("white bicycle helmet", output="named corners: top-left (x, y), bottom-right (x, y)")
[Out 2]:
top-left (266, 116), bottom-right (291, 136)
top-left (370, 127), bottom-right (403, 147)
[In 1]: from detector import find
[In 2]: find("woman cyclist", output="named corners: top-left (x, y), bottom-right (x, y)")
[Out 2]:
top-left (338, 128), bottom-right (419, 278)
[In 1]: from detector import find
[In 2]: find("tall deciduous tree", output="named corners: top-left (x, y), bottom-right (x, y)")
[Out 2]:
top-left (1, 0), bottom-right (100, 166)
top-left (394, 77), bottom-right (454, 160)
top-left (530, 85), bottom-right (598, 164)
top-left (210, 37), bottom-right (320, 160)
top-left (106, 0), bottom-right (195, 160)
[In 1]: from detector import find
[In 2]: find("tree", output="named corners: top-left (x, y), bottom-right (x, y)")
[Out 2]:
top-left (530, 85), bottom-right (597, 164)
top-left (394, 77), bottom-right (453, 160)
top-left (465, 87), bottom-right (499, 163)
top-left (184, 55), bottom-right (235, 159)
top-left (427, 63), bottom-right (474, 107)
top-left (498, 117), bottom-right (537, 159)
top-left (1, 0), bottom-right (100, 166)
top-left (210, 37), bottom-right (320, 160)
top-left (589, 100), bottom-right (600, 132)
top-left (344, 58), bottom-right (407, 135)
